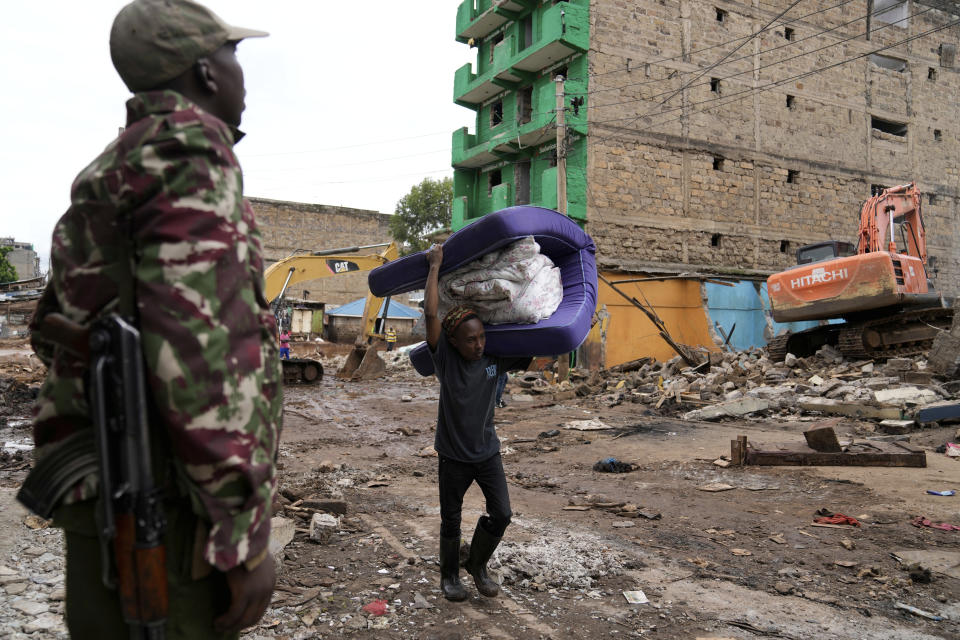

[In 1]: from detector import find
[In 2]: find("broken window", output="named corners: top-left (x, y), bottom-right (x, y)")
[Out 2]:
top-left (871, 116), bottom-right (907, 138)
top-left (712, 156), bottom-right (724, 171)
top-left (517, 86), bottom-right (533, 125)
top-left (934, 129), bottom-right (942, 142)
top-left (710, 77), bottom-right (720, 93)
top-left (488, 169), bottom-right (502, 195)
top-left (711, 233), bottom-right (722, 248)
top-left (786, 94), bottom-right (796, 110)
top-left (784, 27), bottom-right (795, 41)
top-left (715, 7), bottom-right (727, 22)
top-left (868, 54), bottom-right (907, 72)
top-left (873, 0), bottom-right (909, 26)
top-left (490, 100), bottom-right (503, 127)
top-left (787, 170), bottom-right (799, 184)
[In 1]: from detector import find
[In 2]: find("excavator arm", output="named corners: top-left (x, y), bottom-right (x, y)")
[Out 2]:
top-left (857, 182), bottom-right (926, 262)
top-left (263, 241), bottom-right (401, 382)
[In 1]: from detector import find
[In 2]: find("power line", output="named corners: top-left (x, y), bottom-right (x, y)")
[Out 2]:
top-left (568, 0), bottom-right (860, 83)
top-left (657, 0), bottom-right (808, 109)
top-left (244, 148), bottom-right (451, 174)
top-left (577, 1), bottom-right (906, 100)
top-left (587, 3), bottom-right (935, 115)
top-left (303, 168), bottom-right (453, 186)
top-left (591, 17), bottom-right (960, 143)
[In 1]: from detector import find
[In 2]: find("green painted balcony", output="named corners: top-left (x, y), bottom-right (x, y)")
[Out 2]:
top-left (452, 112), bottom-right (560, 169)
top-left (456, 0), bottom-right (536, 43)
top-left (454, 2), bottom-right (588, 107)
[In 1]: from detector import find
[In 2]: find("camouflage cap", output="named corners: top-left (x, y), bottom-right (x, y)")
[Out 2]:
top-left (110, 0), bottom-right (268, 92)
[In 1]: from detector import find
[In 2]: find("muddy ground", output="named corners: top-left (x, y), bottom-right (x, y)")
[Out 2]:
top-left (1, 346), bottom-right (958, 639)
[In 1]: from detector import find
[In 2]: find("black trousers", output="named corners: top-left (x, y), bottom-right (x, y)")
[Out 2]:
top-left (438, 453), bottom-right (511, 539)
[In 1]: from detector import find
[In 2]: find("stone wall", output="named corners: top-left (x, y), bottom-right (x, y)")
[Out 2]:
top-left (585, 0), bottom-right (960, 296)
top-left (250, 198), bottom-right (394, 307)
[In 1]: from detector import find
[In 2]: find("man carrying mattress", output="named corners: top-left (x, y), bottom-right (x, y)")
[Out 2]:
top-left (424, 243), bottom-right (531, 602)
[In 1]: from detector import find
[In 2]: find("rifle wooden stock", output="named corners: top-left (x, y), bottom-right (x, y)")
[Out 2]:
top-left (115, 512), bottom-right (168, 625)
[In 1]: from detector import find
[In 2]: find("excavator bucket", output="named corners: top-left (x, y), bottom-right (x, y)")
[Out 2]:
top-left (336, 344), bottom-right (386, 381)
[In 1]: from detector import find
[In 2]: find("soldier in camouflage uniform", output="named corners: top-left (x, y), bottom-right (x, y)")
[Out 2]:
top-left (27, 1), bottom-right (281, 637)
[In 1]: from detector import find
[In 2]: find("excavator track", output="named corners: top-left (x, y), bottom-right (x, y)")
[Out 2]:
top-left (836, 307), bottom-right (953, 360)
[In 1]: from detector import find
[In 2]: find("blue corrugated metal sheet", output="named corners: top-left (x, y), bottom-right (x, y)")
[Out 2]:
top-left (705, 281), bottom-right (822, 351)
top-left (326, 298), bottom-right (422, 319)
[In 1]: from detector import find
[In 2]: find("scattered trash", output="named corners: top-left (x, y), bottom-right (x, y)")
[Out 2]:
top-left (892, 550), bottom-right (960, 579)
top-left (814, 510), bottom-right (861, 527)
top-left (698, 482), bottom-right (735, 492)
top-left (592, 457), bottom-right (635, 473)
top-left (417, 445), bottom-right (438, 457)
top-left (910, 516), bottom-right (960, 532)
top-left (361, 599), bottom-right (389, 616)
top-left (565, 419), bottom-right (612, 431)
top-left (730, 549), bottom-right (752, 557)
top-left (904, 563), bottom-right (933, 583)
top-left (612, 521), bottom-right (635, 529)
top-left (622, 590), bottom-right (649, 604)
top-left (926, 490), bottom-right (956, 497)
top-left (363, 479), bottom-right (390, 488)
top-left (894, 602), bottom-right (943, 621)
top-left (768, 534), bottom-right (786, 545)
top-left (412, 592), bottom-right (433, 609)
top-left (834, 560), bottom-right (858, 568)
top-left (538, 429), bottom-right (560, 438)
top-left (841, 538), bottom-right (855, 550)
top-left (944, 443), bottom-right (960, 458)
top-left (712, 456), bottom-right (732, 468)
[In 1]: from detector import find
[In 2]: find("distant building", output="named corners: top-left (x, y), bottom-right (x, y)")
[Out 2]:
top-left (325, 298), bottom-right (421, 344)
top-left (0, 238), bottom-right (40, 280)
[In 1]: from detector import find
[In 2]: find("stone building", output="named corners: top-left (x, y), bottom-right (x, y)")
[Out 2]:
top-left (250, 197), bottom-right (394, 308)
top-left (0, 238), bottom-right (40, 281)
top-left (451, 0), bottom-right (960, 365)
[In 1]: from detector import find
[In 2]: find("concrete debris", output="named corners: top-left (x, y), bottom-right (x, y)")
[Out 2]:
top-left (564, 418), bottom-right (612, 431)
top-left (491, 534), bottom-right (630, 590)
top-left (309, 513), bottom-right (340, 544)
top-left (269, 517), bottom-right (296, 564)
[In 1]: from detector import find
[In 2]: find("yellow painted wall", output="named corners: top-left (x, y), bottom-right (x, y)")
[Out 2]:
top-left (598, 271), bottom-right (720, 366)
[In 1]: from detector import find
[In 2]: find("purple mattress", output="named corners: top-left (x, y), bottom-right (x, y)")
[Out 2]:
top-left (368, 206), bottom-right (597, 376)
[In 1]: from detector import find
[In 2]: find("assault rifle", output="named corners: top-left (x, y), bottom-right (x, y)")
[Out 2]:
top-left (17, 313), bottom-right (168, 639)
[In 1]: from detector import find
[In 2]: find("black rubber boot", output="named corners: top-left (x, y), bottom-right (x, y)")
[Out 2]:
top-left (465, 523), bottom-right (502, 597)
top-left (439, 536), bottom-right (467, 601)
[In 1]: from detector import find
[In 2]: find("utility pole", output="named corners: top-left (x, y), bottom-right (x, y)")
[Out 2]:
top-left (555, 74), bottom-right (570, 382)
top-left (555, 74), bottom-right (567, 215)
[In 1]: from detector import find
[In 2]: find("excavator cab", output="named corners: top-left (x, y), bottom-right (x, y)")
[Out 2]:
top-left (796, 241), bottom-right (855, 265)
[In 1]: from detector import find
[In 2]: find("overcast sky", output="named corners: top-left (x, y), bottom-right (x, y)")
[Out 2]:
top-left (0, 1), bottom-right (474, 269)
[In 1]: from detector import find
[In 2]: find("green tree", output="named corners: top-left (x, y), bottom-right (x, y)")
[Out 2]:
top-left (0, 246), bottom-right (17, 284)
top-left (390, 177), bottom-right (453, 254)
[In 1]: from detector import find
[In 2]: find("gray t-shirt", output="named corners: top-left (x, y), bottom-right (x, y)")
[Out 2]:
top-left (430, 337), bottom-right (530, 463)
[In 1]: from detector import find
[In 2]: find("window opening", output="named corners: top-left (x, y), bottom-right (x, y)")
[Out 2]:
top-left (871, 116), bottom-right (907, 137)
top-left (784, 27), bottom-right (795, 41)
top-left (489, 32), bottom-right (504, 64)
top-left (491, 100), bottom-right (503, 127)
top-left (928, 67), bottom-right (938, 81)
top-left (780, 240), bottom-right (789, 253)
top-left (934, 129), bottom-right (942, 142)
top-left (710, 77), bottom-right (720, 93)
top-left (787, 170), bottom-right (799, 184)
top-left (786, 94), bottom-right (796, 109)
top-left (712, 156), bottom-right (724, 171)
top-left (868, 54), bottom-right (907, 72)
top-left (517, 86), bottom-right (533, 125)
top-left (515, 161), bottom-right (531, 205)
top-left (873, 0), bottom-right (909, 26)
top-left (711, 234), bottom-right (722, 248)
top-left (716, 7), bottom-right (727, 22)
top-left (521, 15), bottom-right (534, 50)
top-left (548, 149), bottom-right (558, 168)
top-left (929, 194), bottom-right (938, 205)
top-left (488, 169), bottom-right (502, 195)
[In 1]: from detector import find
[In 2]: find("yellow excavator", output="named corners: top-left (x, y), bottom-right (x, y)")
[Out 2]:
top-left (264, 242), bottom-right (399, 383)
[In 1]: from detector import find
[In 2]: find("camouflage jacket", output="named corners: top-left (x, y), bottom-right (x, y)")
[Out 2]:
top-left (31, 90), bottom-right (283, 571)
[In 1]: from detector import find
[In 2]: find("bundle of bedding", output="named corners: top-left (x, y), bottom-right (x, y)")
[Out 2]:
top-left (438, 236), bottom-right (562, 325)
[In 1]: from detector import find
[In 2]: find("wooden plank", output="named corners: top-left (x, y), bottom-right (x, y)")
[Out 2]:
top-left (798, 400), bottom-right (902, 420)
top-left (744, 441), bottom-right (926, 467)
top-left (915, 401), bottom-right (960, 424)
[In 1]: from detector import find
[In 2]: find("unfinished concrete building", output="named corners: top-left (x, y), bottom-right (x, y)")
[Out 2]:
top-left (452, 0), bottom-right (959, 364)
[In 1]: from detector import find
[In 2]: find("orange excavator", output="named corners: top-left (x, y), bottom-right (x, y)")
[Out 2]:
top-left (766, 182), bottom-right (952, 360)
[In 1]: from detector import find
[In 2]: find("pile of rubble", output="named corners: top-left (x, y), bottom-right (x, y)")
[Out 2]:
top-left (515, 346), bottom-right (960, 427)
